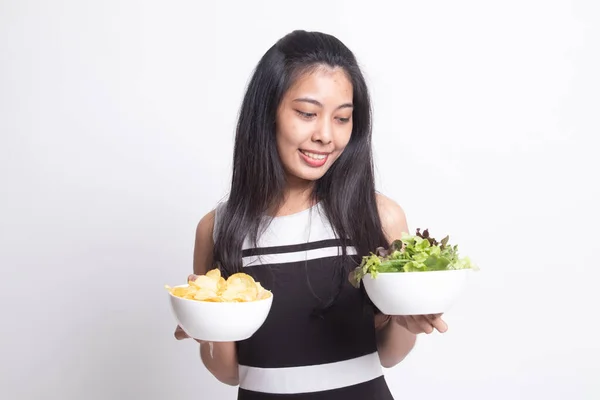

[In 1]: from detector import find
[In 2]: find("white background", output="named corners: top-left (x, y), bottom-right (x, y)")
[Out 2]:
top-left (1, 1), bottom-right (599, 399)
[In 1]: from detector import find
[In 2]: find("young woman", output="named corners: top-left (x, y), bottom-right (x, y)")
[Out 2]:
top-left (174, 30), bottom-right (448, 400)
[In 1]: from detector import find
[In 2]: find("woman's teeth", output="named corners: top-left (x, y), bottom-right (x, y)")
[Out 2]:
top-left (300, 150), bottom-right (327, 160)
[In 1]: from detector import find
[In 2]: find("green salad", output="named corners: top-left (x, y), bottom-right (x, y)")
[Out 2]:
top-left (350, 228), bottom-right (477, 288)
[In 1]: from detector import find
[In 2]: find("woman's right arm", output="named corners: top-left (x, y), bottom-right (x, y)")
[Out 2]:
top-left (189, 210), bottom-right (239, 386)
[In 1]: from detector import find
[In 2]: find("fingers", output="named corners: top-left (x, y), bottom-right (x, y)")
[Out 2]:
top-left (398, 316), bottom-right (431, 334)
top-left (174, 325), bottom-right (206, 344)
top-left (411, 315), bottom-right (435, 334)
top-left (426, 314), bottom-right (448, 333)
top-left (187, 274), bottom-right (198, 282)
top-left (174, 325), bottom-right (189, 340)
top-left (398, 314), bottom-right (448, 334)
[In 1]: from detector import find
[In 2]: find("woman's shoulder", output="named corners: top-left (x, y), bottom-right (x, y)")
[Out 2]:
top-left (195, 200), bottom-right (228, 244)
top-left (375, 192), bottom-right (409, 242)
top-left (193, 201), bottom-right (228, 275)
top-left (375, 193), bottom-right (406, 222)
top-left (196, 209), bottom-right (216, 240)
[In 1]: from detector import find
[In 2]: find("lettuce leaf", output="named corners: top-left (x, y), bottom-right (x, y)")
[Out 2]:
top-left (349, 228), bottom-right (478, 288)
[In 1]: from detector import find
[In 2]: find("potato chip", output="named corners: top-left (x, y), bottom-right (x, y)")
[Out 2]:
top-left (166, 268), bottom-right (272, 303)
top-left (191, 275), bottom-right (220, 293)
top-left (221, 273), bottom-right (258, 300)
top-left (256, 282), bottom-right (271, 300)
top-left (205, 268), bottom-right (221, 280)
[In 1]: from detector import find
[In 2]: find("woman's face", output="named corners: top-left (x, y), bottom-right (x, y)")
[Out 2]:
top-left (276, 66), bottom-right (354, 183)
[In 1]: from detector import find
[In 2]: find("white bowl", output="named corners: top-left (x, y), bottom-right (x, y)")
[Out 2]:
top-left (168, 286), bottom-right (273, 342)
top-left (362, 269), bottom-right (472, 316)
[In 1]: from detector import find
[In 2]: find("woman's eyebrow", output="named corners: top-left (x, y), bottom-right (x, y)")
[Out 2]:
top-left (292, 97), bottom-right (353, 110)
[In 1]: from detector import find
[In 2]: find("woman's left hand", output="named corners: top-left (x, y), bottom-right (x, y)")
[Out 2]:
top-left (392, 314), bottom-right (448, 334)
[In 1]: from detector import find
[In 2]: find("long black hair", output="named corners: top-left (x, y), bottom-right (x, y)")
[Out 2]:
top-left (213, 30), bottom-right (388, 308)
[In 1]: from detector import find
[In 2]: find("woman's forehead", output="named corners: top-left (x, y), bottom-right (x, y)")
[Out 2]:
top-left (284, 67), bottom-right (353, 104)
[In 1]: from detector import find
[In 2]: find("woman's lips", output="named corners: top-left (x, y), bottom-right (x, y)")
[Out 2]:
top-left (299, 149), bottom-right (330, 167)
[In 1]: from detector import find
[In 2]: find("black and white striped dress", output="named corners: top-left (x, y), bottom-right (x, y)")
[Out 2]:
top-left (214, 202), bottom-right (395, 400)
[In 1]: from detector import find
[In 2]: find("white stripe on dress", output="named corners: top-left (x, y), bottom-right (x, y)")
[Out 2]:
top-left (238, 352), bottom-right (383, 394)
top-left (242, 246), bottom-right (357, 267)
top-left (242, 203), bottom-right (338, 250)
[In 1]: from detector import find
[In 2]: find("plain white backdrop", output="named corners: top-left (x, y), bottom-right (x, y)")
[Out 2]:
top-left (1, 1), bottom-right (599, 399)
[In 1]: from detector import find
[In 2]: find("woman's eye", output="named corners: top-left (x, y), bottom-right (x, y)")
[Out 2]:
top-left (295, 110), bottom-right (316, 119)
top-left (337, 117), bottom-right (351, 123)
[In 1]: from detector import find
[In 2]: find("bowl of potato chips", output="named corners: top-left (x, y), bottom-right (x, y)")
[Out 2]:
top-left (165, 269), bottom-right (273, 342)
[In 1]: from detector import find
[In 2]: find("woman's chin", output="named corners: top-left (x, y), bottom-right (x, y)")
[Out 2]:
top-left (286, 167), bottom-right (330, 184)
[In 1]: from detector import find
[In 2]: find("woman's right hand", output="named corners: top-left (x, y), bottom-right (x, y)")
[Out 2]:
top-left (174, 324), bottom-right (204, 344)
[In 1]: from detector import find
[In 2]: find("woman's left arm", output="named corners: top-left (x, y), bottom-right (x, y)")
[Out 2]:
top-left (374, 194), bottom-right (448, 368)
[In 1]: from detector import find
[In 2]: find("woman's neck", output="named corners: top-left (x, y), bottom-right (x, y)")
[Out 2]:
top-left (273, 177), bottom-right (316, 217)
